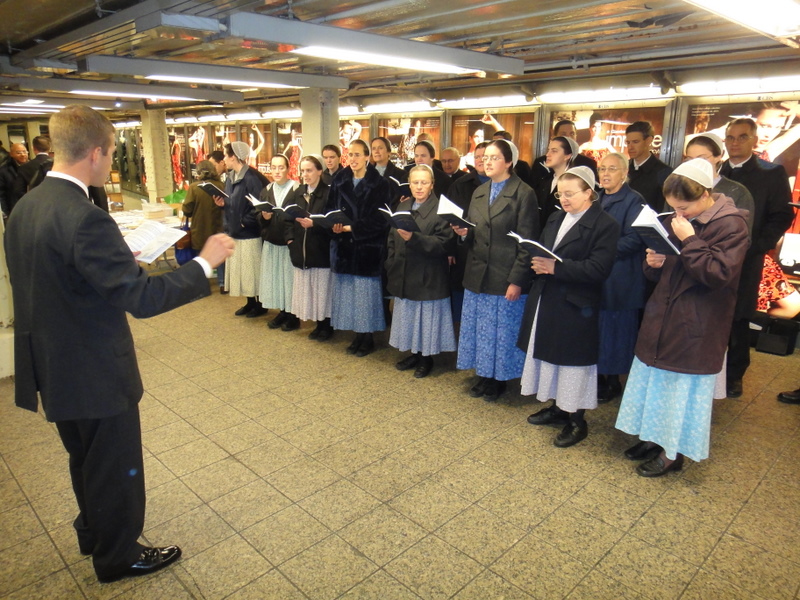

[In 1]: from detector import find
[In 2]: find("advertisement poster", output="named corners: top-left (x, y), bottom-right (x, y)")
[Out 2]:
top-left (684, 100), bottom-right (800, 208)
top-left (168, 127), bottom-right (187, 190)
top-left (451, 112), bottom-right (536, 167)
top-left (377, 117), bottom-right (441, 167)
top-left (187, 125), bottom-right (208, 179)
top-left (240, 123), bottom-right (272, 178)
top-left (276, 122), bottom-right (303, 181)
top-left (547, 107), bottom-right (667, 161)
top-left (339, 118), bottom-right (371, 167)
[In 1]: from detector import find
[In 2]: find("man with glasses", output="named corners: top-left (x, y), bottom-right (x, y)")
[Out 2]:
top-left (720, 118), bottom-right (794, 398)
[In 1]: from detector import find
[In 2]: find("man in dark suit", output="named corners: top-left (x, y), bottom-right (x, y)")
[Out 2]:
top-left (625, 121), bottom-right (673, 212)
top-left (4, 105), bottom-right (234, 583)
top-left (720, 117), bottom-right (794, 398)
top-left (17, 135), bottom-right (53, 190)
top-left (0, 142), bottom-right (29, 217)
top-left (440, 147), bottom-right (467, 184)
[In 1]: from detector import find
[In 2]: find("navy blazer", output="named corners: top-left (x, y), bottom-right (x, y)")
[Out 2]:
top-left (5, 176), bottom-right (210, 421)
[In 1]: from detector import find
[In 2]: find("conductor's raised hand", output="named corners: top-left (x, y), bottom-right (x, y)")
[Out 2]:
top-left (199, 233), bottom-right (235, 268)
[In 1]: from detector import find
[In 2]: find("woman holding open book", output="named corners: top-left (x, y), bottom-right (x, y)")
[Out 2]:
top-left (452, 139), bottom-right (539, 402)
top-left (520, 166), bottom-right (619, 448)
top-left (385, 165), bottom-right (456, 378)
top-left (615, 158), bottom-right (749, 476)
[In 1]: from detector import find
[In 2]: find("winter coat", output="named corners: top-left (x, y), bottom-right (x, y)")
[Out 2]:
top-left (285, 182), bottom-right (332, 269)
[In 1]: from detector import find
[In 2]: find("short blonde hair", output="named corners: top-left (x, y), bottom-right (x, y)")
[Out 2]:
top-left (49, 105), bottom-right (115, 164)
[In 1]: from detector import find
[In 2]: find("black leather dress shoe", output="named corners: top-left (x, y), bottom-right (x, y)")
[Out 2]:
top-left (355, 336), bottom-right (375, 357)
top-left (778, 388), bottom-right (800, 404)
top-left (598, 380), bottom-right (623, 404)
top-left (281, 315), bottom-right (300, 331)
top-left (414, 356), bottom-right (434, 379)
top-left (396, 354), bottom-right (420, 371)
top-left (483, 379), bottom-right (506, 402)
top-left (246, 306), bottom-right (268, 318)
top-left (98, 546), bottom-right (182, 583)
top-left (554, 421), bottom-right (588, 447)
top-left (527, 403), bottom-right (569, 426)
top-left (234, 303), bottom-right (253, 316)
top-left (346, 334), bottom-right (363, 354)
top-left (316, 326), bottom-right (334, 342)
top-left (636, 454), bottom-right (684, 477)
top-left (624, 441), bottom-right (663, 461)
top-left (268, 310), bottom-right (288, 329)
top-left (469, 377), bottom-right (488, 397)
top-left (726, 379), bottom-right (743, 398)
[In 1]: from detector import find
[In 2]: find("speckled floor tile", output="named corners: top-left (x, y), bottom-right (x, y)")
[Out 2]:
top-left (280, 419), bottom-right (349, 454)
top-left (565, 569), bottom-right (645, 599)
top-left (339, 569), bottom-right (421, 599)
top-left (533, 504), bottom-right (625, 566)
top-left (388, 478), bottom-right (472, 531)
top-left (451, 569), bottom-right (534, 599)
top-left (3, 568), bottom-right (83, 600)
top-left (180, 456), bottom-right (258, 502)
top-left (680, 569), bottom-right (760, 600)
top-left (629, 504), bottom-right (723, 566)
top-left (386, 535), bottom-right (483, 599)
top-left (349, 456), bottom-right (426, 502)
top-left (477, 479), bottom-right (559, 531)
top-left (298, 478), bottom-right (381, 531)
top-left (312, 436), bottom-right (385, 476)
top-left (156, 437), bottom-right (229, 477)
top-left (0, 503), bottom-right (46, 552)
top-left (209, 479), bottom-right (292, 531)
top-left (280, 534), bottom-right (378, 599)
top-left (234, 436), bottom-right (306, 478)
top-left (435, 504), bottom-right (526, 566)
top-left (339, 504), bottom-right (428, 567)
top-left (0, 534), bottom-right (66, 597)
top-left (142, 478), bottom-right (203, 530)
top-left (224, 568), bottom-right (306, 599)
top-left (430, 456), bottom-right (511, 502)
top-left (241, 504), bottom-right (331, 565)
top-left (113, 571), bottom-right (196, 599)
top-left (143, 504), bottom-right (235, 557)
top-left (566, 479), bottom-right (654, 531)
top-left (703, 534), bottom-right (800, 599)
top-left (265, 456), bottom-right (341, 502)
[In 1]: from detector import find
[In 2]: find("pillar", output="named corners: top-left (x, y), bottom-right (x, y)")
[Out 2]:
top-left (299, 88), bottom-right (339, 152)
top-left (139, 109), bottom-right (173, 202)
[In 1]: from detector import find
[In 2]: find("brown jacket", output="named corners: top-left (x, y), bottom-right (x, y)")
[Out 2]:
top-left (635, 194), bottom-right (749, 375)
top-left (182, 176), bottom-right (224, 251)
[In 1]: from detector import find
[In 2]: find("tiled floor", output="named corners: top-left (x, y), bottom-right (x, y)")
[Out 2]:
top-left (2, 288), bottom-right (800, 599)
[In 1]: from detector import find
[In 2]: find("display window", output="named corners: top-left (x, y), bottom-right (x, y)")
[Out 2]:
top-left (377, 116), bottom-right (441, 167)
top-left (451, 111), bottom-right (536, 169)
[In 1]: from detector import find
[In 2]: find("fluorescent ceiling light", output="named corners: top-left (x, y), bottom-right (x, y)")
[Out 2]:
top-left (146, 74), bottom-right (298, 90)
top-left (113, 121), bottom-right (142, 128)
top-left (260, 109), bottom-right (302, 119)
top-left (292, 46), bottom-right (479, 75)
top-left (439, 95), bottom-right (535, 110)
top-left (198, 114), bottom-right (226, 122)
top-left (0, 109), bottom-right (53, 115)
top-left (683, 0), bottom-right (800, 45)
top-left (362, 100), bottom-right (432, 113)
top-left (70, 90), bottom-right (197, 101)
top-left (2, 102), bottom-right (65, 109)
top-left (678, 75), bottom-right (800, 96)
top-left (538, 85), bottom-right (672, 104)
top-left (338, 106), bottom-right (360, 116)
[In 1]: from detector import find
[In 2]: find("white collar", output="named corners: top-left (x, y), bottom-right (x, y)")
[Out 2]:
top-left (46, 171), bottom-right (89, 198)
top-left (633, 154), bottom-right (652, 169)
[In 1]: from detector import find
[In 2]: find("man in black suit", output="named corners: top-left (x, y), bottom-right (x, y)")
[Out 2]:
top-left (0, 142), bottom-right (29, 217)
top-left (440, 147), bottom-right (467, 183)
top-left (4, 105), bottom-right (235, 583)
top-left (720, 118), bottom-right (794, 398)
top-left (17, 135), bottom-right (53, 190)
top-left (625, 121), bottom-right (673, 212)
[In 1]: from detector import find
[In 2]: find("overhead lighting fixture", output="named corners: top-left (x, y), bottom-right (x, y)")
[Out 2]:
top-left (682, 0), bottom-right (800, 47)
top-left (227, 12), bottom-right (524, 76)
top-left (260, 109), bottom-right (302, 119)
top-left (145, 75), bottom-right (298, 90)
top-left (113, 121), bottom-right (142, 128)
top-left (198, 114), bottom-right (227, 122)
top-left (2, 101), bottom-right (65, 109)
top-left (0, 109), bottom-right (54, 115)
top-left (224, 111), bottom-right (264, 120)
top-left (338, 106), bottom-right (360, 116)
top-left (292, 47), bottom-right (479, 75)
top-left (538, 85), bottom-right (672, 104)
top-left (362, 100), bottom-right (432, 114)
top-left (438, 95), bottom-right (535, 110)
top-left (70, 90), bottom-right (197, 101)
top-left (678, 75), bottom-right (800, 96)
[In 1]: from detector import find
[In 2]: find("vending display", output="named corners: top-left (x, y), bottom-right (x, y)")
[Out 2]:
top-left (451, 111), bottom-right (536, 167)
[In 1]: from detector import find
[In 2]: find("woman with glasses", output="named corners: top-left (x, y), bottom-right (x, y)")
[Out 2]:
top-left (452, 139), bottom-right (539, 402)
top-left (286, 155), bottom-right (335, 340)
top-left (258, 154), bottom-right (301, 330)
top-left (521, 167), bottom-right (619, 448)
top-left (595, 153), bottom-right (647, 403)
top-left (327, 139), bottom-right (392, 357)
top-left (534, 136), bottom-right (579, 223)
top-left (386, 165), bottom-right (457, 378)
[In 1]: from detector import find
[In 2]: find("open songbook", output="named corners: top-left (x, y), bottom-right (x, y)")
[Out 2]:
top-left (631, 204), bottom-right (681, 255)
top-left (379, 205), bottom-right (421, 232)
top-left (124, 221), bottom-right (187, 264)
top-left (507, 232), bottom-right (562, 262)
top-left (199, 182), bottom-right (227, 198)
top-left (388, 176), bottom-right (410, 190)
top-left (437, 194), bottom-right (475, 228)
top-left (308, 209), bottom-right (354, 228)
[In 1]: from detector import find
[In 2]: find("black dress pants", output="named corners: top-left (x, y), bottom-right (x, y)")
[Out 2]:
top-left (55, 405), bottom-right (146, 579)
top-left (726, 318), bottom-right (751, 382)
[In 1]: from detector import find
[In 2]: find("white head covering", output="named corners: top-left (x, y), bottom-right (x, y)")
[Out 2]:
top-left (302, 154), bottom-right (325, 169)
top-left (673, 157), bottom-right (715, 188)
top-left (492, 139), bottom-right (519, 167)
top-left (230, 141), bottom-right (250, 162)
top-left (684, 132), bottom-right (724, 156)
top-left (565, 165), bottom-right (596, 190)
top-left (562, 136), bottom-right (580, 157)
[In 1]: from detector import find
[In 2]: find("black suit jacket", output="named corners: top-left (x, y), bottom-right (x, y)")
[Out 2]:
top-left (5, 176), bottom-right (210, 421)
top-left (18, 154), bottom-right (53, 190)
top-left (628, 154), bottom-right (672, 212)
top-left (719, 154), bottom-right (794, 317)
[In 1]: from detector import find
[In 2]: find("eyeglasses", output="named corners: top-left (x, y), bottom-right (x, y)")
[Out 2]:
top-left (597, 166), bottom-right (621, 173)
top-left (482, 155), bottom-right (504, 163)
top-left (554, 190), bottom-right (586, 200)
top-left (725, 134), bottom-right (753, 144)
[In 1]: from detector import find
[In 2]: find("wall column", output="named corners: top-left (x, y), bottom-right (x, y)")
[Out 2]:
top-left (139, 109), bottom-right (173, 202)
top-left (299, 88), bottom-right (339, 153)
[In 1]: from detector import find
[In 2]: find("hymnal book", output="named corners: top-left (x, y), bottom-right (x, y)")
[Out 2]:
top-left (310, 209), bottom-right (354, 228)
top-left (247, 194), bottom-right (276, 211)
top-left (507, 232), bottom-right (562, 262)
top-left (631, 205), bottom-right (681, 255)
top-left (199, 182), bottom-right (227, 198)
top-left (379, 206), bottom-right (421, 232)
top-left (389, 176), bottom-right (410, 189)
top-left (437, 194), bottom-right (476, 228)
top-left (124, 221), bottom-right (187, 264)
top-left (281, 204), bottom-right (311, 220)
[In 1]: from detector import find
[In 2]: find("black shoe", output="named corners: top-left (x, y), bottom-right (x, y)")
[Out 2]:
top-left (396, 354), bottom-right (420, 371)
top-left (281, 315), bottom-right (300, 331)
top-left (219, 288), bottom-right (229, 295)
top-left (636, 454), bottom-right (684, 478)
top-left (469, 376), bottom-right (489, 398)
top-left (778, 388), bottom-right (800, 404)
top-left (246, 306), bottom-right (268, 318)
top-left (527, 403), bottom-right (569, 426)
top-left (598, 379), bottom-right (623, 404)
top-left (97, 546), bottom-right (182, 583)
top-left (726, 379), bottom-right (743, 398)
top-left (308, 321), bottom-right (324, 340)
top-left (317, 326), bottom-right (334, 342)
top-left (414, 356), bottom-right (433, 379)
top-left (346, 334), bottom-right (364, 354)
top-left (268, 310), bottom-right (289, 329)
top-left (234, 303), bottom-right (254, 316)
top-left (554, 421), bottom-right (588, 448)
top-left (624, 441), bottom-right (663, 461)
top-left (483, 379), bottom-right (506, 402)
top-left (355, 335), bottom-right (375, 357)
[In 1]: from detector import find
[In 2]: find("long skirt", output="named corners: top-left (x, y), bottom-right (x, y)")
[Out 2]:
top-left (331, 273), bottom-right (386, 333)
top-left (224, 238), bottom-right (261, 297)
top-left (292, 268), bottom-right (333, 321)
top-left (616, 357), bottom-right (715, 462)
top-left (597, 308), bottom-right (639, 375)
top-left (521, 299), bottom-right (597, 411)
top-left (258, 242), bottom-right (294, 310)
top-left (456, 289), bottom-right (526, 381)
top-left (389, 297), bottom-right (456, 356)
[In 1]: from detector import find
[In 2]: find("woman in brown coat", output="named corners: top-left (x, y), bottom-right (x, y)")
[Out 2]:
top-left (181, 160), bottom-right (223, 253)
